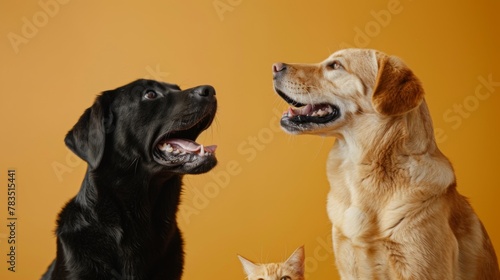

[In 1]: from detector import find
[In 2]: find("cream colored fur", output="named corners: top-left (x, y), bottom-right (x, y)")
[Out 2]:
top-left (273, 49), bottom-right (499, 279)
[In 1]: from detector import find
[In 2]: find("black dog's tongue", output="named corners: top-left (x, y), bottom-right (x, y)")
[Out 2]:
top-left (158, 139), bottom-right (217, 156)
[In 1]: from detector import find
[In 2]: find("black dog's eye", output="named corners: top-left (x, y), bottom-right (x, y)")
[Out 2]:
top-left (327, 60), bottom-right (343, 70)
top-left (144, 90), bottom-right (159, 100)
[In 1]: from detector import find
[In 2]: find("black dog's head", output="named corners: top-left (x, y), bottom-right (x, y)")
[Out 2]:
top-left (65, 79), bottom-right (218, 175)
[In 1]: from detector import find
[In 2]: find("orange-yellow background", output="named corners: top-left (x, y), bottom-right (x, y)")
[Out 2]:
top-left (1, 0), bottom-right (499, 279)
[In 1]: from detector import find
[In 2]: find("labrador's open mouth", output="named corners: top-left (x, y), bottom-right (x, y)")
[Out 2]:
top-left (276, 89), bottom-right (340, 125)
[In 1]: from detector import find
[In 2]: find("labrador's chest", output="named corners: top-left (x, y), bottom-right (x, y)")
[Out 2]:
top-left (325, 150), bottom-right (419, 278)
top-left (326, 149), bottom-right (409, 237)
top-left (327, 155), bottom-right (377, 235)
top-left (326, 170), bottom-right (383, 245)
top-left (325, 159), bottom-right (395, 277)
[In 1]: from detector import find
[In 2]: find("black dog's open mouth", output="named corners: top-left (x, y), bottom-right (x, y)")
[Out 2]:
top-left (276, 89), bottom-right (340, 125)
top-left (153, 115), bottom-right (216, 169)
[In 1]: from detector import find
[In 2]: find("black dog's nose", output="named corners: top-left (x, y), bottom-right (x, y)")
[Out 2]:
top-left (272, 62), bottom-right (287, 73)
top-left (193, 85), bottom-right (216, 97)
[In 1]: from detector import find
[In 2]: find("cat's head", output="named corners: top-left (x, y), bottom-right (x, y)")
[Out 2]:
top-left (237, 246), bottom-right (305, 280)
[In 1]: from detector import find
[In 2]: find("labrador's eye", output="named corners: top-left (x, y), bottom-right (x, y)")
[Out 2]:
top-left (281, 276), bottom-right (291, 280)
top-left (327, 60), bottom-right (343, 70)
top-left (144, 90), bottom-right (159, 100)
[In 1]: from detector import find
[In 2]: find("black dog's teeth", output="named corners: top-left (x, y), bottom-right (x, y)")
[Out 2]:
top-left (157, 142), bottom-right (215, 157)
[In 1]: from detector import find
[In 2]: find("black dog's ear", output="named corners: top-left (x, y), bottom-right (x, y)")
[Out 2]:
top-left (65, 93), bottom-right (113, 170)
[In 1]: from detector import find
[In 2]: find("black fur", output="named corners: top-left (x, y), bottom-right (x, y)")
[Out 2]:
top-left (42, 79), bottom-right (217, 280)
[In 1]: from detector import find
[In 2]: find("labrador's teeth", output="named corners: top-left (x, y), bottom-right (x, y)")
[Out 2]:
top-left (180, 151), bottom-right (186, 155)
top-left (199, 145), bottom-right (205, 156)
top-left (310, 108), bottom-right (331, 117)
top-left (173, 149), bottom-right (180, 155)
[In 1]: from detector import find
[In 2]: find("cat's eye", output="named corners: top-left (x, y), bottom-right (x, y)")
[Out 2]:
top-left (280, 276), bottom-right (291, 280)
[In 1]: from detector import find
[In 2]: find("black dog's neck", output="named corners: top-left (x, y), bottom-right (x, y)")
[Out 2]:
top-left (76, 162), bottom-right (183, 228)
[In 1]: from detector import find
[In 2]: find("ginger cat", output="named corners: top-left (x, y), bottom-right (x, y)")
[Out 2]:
top-left (237, 246), bottom-right (305, 280)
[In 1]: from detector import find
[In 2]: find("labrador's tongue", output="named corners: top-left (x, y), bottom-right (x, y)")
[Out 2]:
top-left (164, 139), bottom-right (217, 153)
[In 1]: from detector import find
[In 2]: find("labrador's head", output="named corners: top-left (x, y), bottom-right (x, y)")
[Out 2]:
top-left (65, 79), bottom-right (218, 175)
top-left (273, 48), bottom-right (424, 136)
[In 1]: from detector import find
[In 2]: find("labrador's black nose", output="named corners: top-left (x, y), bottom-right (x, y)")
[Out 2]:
top-left (193, 85), bottom-right (216, 97)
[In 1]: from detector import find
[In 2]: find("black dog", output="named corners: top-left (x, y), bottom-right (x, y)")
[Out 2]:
top-left (42, 79), bottom-right (217, 280)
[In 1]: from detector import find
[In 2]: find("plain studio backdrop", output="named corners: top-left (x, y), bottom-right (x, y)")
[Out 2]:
top-left (1, 0), bottom-right (499, 279)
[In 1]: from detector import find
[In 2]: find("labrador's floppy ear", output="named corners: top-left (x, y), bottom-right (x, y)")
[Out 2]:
top-left (372, 52), bottom-right (424, 116)
top-left (64, 93), bottom-right (113, 170)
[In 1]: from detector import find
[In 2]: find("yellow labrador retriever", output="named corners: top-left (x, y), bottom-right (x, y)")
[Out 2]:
top-left (272, 48), bottom-right (500, 279)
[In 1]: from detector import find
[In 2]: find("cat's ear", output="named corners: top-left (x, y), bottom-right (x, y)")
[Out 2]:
top-left (285, 246), bottom-right (305, 275)
top-left (238, 255), bottom-right (259, 276)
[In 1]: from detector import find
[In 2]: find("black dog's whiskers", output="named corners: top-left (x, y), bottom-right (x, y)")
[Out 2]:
top-left (126, 157), bottom-right (140, 174)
